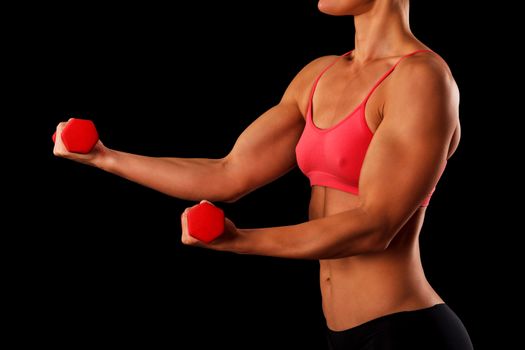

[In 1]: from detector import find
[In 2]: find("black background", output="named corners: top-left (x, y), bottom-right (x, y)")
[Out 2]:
top-left (12, 0), bottom-right (515, 348)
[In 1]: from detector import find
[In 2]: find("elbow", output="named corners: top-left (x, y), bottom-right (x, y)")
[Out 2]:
top-left (357, 204), bottom-right (404, 254)
top-left (321, 227), bottom-right (393, 260)
top-left (363, 221), bottom-right (400, 254)
top-left (321, 207), bottom-right (404, 259)
top-left (218, 157), bottom-right (251, 203)
top-left (354, 216), bottom-right (398, 256)
top-left (213, 184), bottom-right (246, 203)
top-left (222, 191), bottom-right (245, 203)
top-left (224, 183), bottom-right (255, 203)
top-left (366, 234), bottom-right (392, 253)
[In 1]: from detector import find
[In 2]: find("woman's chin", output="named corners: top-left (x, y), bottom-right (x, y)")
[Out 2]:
top-left (318, 0), bottom-right (370, 16)
top-left (318, 3), bottom-right (340, 16)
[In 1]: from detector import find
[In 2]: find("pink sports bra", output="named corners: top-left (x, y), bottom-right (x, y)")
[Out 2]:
top-left (295, 50), bottom-right (438, 207)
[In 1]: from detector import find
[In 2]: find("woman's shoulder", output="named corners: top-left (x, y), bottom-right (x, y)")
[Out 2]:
top-left (388, 50), bottom-right (459, 107)
top-left (290, 54), bottom-right (343, 89)
top-left (386, 50), bottom-right (460, 126)
top-left (298, 54), bottom-right (341, 79)
top-left (394, 50), bottom-right (456, 87)
top-left (284, 54), bottom-right (341, 109)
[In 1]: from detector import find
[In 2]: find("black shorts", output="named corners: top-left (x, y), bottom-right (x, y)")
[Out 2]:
top-left (326, 304), bottom-right (473, 350)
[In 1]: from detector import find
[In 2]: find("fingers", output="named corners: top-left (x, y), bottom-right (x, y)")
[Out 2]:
top-left (180, 207), bottom-right (196, 245)
top-left (180, 208), bottom-right (189, 231)
top-left (53, 121), bottom-right (70, 157)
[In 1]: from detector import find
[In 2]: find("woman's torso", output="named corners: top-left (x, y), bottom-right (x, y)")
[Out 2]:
top-left (299, 50), bottom-right (459, 331)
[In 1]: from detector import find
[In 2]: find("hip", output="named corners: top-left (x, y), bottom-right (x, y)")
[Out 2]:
top-left (326, 303), bottom-right (473, 350)
top-left (320, 259), bottom-right (443, 330)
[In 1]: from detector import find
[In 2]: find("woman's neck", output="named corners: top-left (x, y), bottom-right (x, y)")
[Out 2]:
top-left (352, 0), bottom-right (415, 63)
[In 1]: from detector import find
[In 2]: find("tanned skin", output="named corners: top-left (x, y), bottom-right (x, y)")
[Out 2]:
top-left (54, 0), bottom-right (460, 331)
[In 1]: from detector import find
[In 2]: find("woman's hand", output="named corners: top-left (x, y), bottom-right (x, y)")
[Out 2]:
top-left (53, 119), bottom-right (110, 168)
top-left (180, 200), bottom-right (243, 253)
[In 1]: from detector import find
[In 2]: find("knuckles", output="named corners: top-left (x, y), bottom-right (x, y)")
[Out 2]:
top-left (53, 147), bottom-right (67, 157)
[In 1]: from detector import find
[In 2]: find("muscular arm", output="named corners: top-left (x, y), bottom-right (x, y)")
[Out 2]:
top-left (99, 99), bottom-right (304, 202)
top-left (56, 58), bottom-right (332, 202)
top-left (223, 56), bottom-right (460, 259)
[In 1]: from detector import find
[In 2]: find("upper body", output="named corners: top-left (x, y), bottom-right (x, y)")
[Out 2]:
top-left (297, 49), bottom-right (459, 329)
top-left (54, 0), bottom-right (460, 331)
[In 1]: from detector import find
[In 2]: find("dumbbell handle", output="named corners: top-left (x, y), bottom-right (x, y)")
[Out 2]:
top-left (53, 118), bottom-right (99, 154)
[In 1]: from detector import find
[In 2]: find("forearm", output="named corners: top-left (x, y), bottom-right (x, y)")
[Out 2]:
top-left (97, 149), bottom-right (238, 201)
top-left (229, 207), bottom-right (385, 260)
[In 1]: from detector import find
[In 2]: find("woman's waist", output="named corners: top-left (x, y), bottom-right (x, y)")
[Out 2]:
top-left (319, 248), bottom-right (423, 281)
top-left (320, 257), bottom-right (432, 298)
top-left (320, 260), bottom-right (442, 330)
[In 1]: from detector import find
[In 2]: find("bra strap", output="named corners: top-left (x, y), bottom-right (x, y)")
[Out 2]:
top-left (362, 49), bottom-right (434, 103)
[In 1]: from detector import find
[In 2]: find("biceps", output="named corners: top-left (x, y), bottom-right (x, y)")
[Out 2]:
top-left (358, 117), bottom-right (451, 228)
top-left (224, 102), bottom-right (305, 194)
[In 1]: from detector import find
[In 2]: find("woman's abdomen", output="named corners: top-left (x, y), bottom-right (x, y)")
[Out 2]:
top-left (310, 186), bottom-right (443, 331)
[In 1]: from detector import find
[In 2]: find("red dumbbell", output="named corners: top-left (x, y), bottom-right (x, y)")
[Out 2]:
top-left (187, 202), bottom-right (225, 243)
top-left (52, 118), bottom-right (99, 154)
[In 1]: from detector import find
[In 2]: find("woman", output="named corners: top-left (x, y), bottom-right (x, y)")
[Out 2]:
top-left (54, 0), bottom-right (473, 348)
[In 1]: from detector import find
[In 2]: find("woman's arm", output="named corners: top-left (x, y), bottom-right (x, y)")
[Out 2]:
top-left (184, 55), bottom-right (460, 258)
top-left (53, 57), bottom-right (333, 202)
top-left (94, 101), bottom-right (305, 202)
